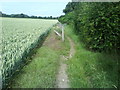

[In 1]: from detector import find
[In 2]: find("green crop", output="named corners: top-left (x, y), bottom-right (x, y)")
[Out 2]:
top-left (0, 17), bottom-right (57, 88)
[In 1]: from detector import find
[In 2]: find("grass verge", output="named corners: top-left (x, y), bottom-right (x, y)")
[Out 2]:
top-left (8, 25), bottom-right (70, 88)
top-left (9, 47), bottom-right (59, 88)
top-left (65, 25), bottom-right (119, 88)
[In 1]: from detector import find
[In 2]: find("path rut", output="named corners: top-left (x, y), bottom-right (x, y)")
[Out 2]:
top-left (56, 36), bottom-right (75, 88)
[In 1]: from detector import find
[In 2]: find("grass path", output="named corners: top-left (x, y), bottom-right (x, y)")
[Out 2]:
top-left (56, 56), bottom-right (69, 88)
top-left (65, 25), bottom-right (119, 88)
top-left (9, 31), bottom-right (60, 88)
top-left (8, 24), bottom-right (71, 88)
top-left (55, 36), bottom-right (75, 88)
top-left (8, 24), bottom-right (119, 88)
top-left (67, 37), bottom-right (75, 59)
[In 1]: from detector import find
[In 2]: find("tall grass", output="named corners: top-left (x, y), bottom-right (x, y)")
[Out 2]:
top-left (65, 25), bottom-right (119, 88)
top-left (8, 26), bottom-right (70, 88)
top-left (9, 47), bottom-right (59, 88)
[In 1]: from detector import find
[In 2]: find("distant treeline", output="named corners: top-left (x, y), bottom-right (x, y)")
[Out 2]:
top-left (0, 11), bottom-right (58, 19)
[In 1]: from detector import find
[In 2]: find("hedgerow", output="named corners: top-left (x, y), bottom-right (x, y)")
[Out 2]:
top-left (59, 2), bottom-right (120, 52)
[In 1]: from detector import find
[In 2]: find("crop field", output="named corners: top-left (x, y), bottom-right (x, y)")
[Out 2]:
top-left (0, 17), bottom-right (57, 87)
top-left (1, 2), bottom-right (119, 89)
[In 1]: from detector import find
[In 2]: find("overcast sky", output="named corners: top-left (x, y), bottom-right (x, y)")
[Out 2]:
top-left (0, 0), bottom-right (71, 17)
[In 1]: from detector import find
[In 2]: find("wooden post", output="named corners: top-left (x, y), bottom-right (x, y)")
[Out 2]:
top-left (54, 30), bottom-right (61, 37)
top-left (62, 24), bottom-right (64, 42)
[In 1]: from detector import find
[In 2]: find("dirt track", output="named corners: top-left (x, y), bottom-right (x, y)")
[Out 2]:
top-left (43, 24), bottom-right (75, 88)
top-left (56, 37), bottom-right (75, 88)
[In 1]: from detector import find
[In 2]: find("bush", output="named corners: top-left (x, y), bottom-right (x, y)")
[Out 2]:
top-left (59, 2), bottom-right (120, 52)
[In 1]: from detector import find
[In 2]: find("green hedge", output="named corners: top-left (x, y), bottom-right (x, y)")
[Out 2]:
top-left (59, 2), bottom-right (120, 52)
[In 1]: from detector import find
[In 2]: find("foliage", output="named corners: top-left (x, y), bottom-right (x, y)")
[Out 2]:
top-left (10, 47), bottom-right (59, 88)
top-left (63, 2), bottom-right (77, 14)
top-left (65, 25), bottom-right (119, 88)
top-left (59, 2), bottom-right (120, 52)
top-left (58, 12), bottom-right (75, 24)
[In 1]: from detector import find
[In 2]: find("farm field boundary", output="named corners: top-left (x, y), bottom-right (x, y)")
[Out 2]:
top-left (2, 28), bottom-right (52, 89)
top-left (8, 24), bottom-right (70, 88)
top-left (1, 17), bottom-right (57, 88)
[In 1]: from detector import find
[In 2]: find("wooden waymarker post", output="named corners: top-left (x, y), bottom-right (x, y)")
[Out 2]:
top-left (54, 30), bottom-right (61, 37)
top-left (54, 23), bottom-right (64, 42)
top-left (61, 24), bottom-right (64, 42)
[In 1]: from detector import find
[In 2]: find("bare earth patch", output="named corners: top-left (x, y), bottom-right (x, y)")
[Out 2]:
top-left (43, 27), bottom-right (75, 88)
top-left (55, 35), bottom-right (75, 88)
top-left (56, 57), bottom-right (69, 88)
top-left (43, 31), bottom-right (62, 50)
